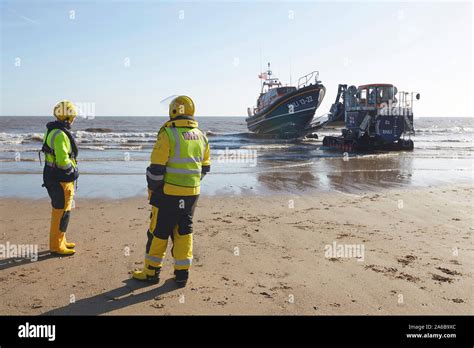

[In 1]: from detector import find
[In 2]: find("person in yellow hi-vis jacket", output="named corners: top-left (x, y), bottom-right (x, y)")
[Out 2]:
top-left (41, 100), bottom-right (79, 255)
top-left (133, 96), bottom-right (210, 287)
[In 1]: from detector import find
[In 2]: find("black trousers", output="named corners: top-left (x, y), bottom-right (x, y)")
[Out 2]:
top-left (150, 192), bottom-right (199, 239)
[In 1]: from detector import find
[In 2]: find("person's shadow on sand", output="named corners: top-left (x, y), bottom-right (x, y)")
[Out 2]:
top-left (42, 278), bottom-right (179, 315)
top-left (0, 250), bottom-right (67, 271)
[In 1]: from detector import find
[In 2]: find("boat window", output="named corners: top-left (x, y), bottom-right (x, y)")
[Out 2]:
top-left (378, 86), bottom-right (394, 102)
top-left (359, 89), bottom-right (367, 104)
top-left (277, 87), bottom-right (296, 95)
top-left (368, 87), bottom-right (377, 104)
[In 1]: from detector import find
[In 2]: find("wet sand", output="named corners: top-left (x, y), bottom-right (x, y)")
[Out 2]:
top-left (0, 184), bottom-right (472, 315)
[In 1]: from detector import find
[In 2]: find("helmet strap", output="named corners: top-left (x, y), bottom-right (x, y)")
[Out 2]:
top-left (171, 115), bottom-right (194, 121)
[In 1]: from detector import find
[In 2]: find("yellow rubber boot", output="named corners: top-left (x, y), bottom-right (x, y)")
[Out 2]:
top-left (132, 260), bottom-right (161, 284)
top-left (64, 235), bottom-right (75, 249)
top-left (50, 208), bottom-right (75, 255)
top-left (133, 210), bottom-right (167, 283)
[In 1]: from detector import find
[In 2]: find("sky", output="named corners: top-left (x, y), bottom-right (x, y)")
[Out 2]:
top-left (0, 0), bottom-right (472, 117)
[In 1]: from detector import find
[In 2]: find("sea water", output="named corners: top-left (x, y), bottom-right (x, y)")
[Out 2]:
top-left (0, 116), bottom-right (472, 198)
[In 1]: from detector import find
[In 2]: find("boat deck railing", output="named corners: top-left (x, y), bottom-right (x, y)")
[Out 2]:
top-left (297, 71), bottom-right (320, 89)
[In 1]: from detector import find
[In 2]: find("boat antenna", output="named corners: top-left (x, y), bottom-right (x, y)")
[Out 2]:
top-left (259, 44), bottom-right (263, 91)
top-left (289, 56), bottom-right (292, 86)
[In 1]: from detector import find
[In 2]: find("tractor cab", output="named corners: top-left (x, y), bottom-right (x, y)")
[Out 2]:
top-left (355, 84), bottom-right (396, 107)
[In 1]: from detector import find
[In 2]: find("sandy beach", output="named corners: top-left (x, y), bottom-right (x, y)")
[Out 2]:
top-left (0, 184), bottom-right (472, 315)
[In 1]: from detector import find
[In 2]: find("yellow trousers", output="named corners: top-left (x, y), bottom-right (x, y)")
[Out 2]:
top-left (145, 205), bottom-right (193, 271)
top-left (46, 181), bottom-right (74, 252)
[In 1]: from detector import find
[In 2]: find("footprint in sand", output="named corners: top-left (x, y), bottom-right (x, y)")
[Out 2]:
top-left (397, 255), bottom-right (418, 266)
top-left (269, 283), bottom-right (292, 291)
top-left (259, 292), bottom-right (272, 299)
top-left (365, 265), bottom-right (420, 283)
top-left (431, 274), bottom-right (454, 283)
top-left (365, 265), bottom-right (397, 274)
top-left (451, 298), bottom-right (464, 303)
top-left (396, 272), bottom-right (420, 283)
top-left (31, 299), bottom-right (43, 309)
top-left (328, 257), bottom-right (342, 262)
top-left (435, 267), bottom-right (462, 276)
top-left (336, 232), bottom-right (355, 239)
top-left (245, 216), bottom-right (261, 223)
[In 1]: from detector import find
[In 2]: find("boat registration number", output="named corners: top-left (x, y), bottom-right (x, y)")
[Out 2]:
top-left (288, 96), bottom-right (313, 113)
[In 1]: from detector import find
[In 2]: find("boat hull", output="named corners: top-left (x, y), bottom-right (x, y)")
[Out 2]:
top-left (246, 84), bottom-right (326, 137)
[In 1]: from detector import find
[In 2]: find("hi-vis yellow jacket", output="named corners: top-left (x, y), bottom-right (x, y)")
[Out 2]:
top-left (146, 118), bottom-right (210, 197)
top-left (42, 121), bottom-right (79, 183)
top-left (44, 130), bottom-right (77, 171)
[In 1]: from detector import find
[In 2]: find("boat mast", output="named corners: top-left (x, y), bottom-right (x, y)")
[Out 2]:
top-left (289, 57), bottom-right (292, 86)
top-left (259, 45), bottom-right (263, 94)
top-left (261, 62), bottom-right (272, 94)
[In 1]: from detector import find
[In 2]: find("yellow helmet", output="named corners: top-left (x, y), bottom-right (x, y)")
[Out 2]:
top-left (53, 100), bottom-right (77, 123)
top-left (169, 95), bottom-right (195, 118)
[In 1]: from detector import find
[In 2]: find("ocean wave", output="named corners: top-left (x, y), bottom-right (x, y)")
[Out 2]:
top-left (80, 145), bottom-right (143, 150)
top-left (240, 144), bottom-right (293, 150)
top-left (83, 128), bottom-right (114, 133)
top-left (0, 144), bottom-right (144, 152)
top-left (24, 134), bottom-right (43, 142)
top-left (0, 131), bottom-right (158, 146)
top-left (0, 147), bottom-right (41, 153)
top-left (415, 145), bottom-right (474, 151)
top-left (416, 127), bottom-right (474, 134)
top-left (0, 132), bottom-right (43, 145)
top-left (206, 130), bottom-right (250, 137)
top-left (75, 131), bottom-right (157, 137)
top-left (414, 138), bottom-right (473, 143)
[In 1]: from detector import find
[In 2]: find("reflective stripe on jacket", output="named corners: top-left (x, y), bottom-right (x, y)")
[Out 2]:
top-left (44, 129), bottom-right (77, 170)
top-left (163, 127), bottom-right (206, 188)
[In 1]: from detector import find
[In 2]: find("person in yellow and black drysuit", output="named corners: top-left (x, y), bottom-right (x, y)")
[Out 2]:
top-left (133, 96), bottom-right (210, 287)
top-left (41, 100), bottom-right (79, 255)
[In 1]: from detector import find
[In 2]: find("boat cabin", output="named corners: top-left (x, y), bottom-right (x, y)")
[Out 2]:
top-left (257, 86), bottom-right (297, 110)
